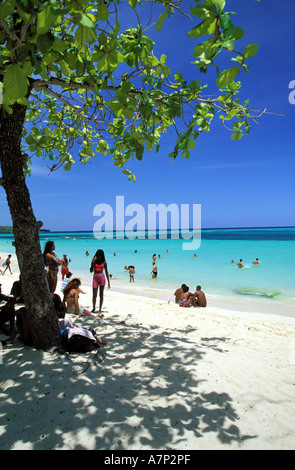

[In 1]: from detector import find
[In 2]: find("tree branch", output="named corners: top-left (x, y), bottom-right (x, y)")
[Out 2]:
top-left (32, 77), bottom-right (118, 93)
top-left (0, 19), bottom-right (20, 43)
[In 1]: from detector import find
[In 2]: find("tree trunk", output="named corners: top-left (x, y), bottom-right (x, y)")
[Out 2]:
top-left (0, 103), bottom-right (61, 350)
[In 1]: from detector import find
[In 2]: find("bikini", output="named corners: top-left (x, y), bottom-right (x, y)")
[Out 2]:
top-left (94, 262), bottom-right (105, 273)
top-left (65, 291), bottom-right (82, 315)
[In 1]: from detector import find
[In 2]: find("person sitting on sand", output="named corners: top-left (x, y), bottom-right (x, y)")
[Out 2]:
top-left (0, 296), bottom-right (16, 343)
top-left (0, 283), bottom-right (10, 303)
top-left (10, 276), bottom-right (24, 303)
top-left (174, 284), bottom-right (187, 303)
top-left (192, 285), bottom-right (207, 308)
top-left (63, 278), bottom-right (98, 318)
top-left (178, 285), bottom-right (194, 307)
top-left (61, 271), bottom-right (72, 292)
top-left (52, 293), bottom-right (66, 319)
top-left (237, 259), bottom-right (244, 268)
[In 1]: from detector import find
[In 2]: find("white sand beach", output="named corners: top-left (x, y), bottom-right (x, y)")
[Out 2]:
top-left (1, 272), bottom-right (295, 450)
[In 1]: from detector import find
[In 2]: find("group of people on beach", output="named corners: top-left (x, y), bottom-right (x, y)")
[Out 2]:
top-left (124, 252), bottom-right (160, 283)
top-left (43, 241), bottom-right (110, 318)
top-left (0, 242), bottom-right (110, 347)
top-left (174, 284), bottom-right (207, 308)
top-left (0, 275), bottom-right (106, 350)
top-left (0, 239), bottom-right (206, 349)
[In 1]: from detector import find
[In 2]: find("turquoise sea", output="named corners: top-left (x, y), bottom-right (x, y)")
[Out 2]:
top-left (1, 227), bottom-right (295, 315)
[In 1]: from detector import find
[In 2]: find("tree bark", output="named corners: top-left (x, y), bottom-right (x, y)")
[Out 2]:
top-left (0, 103), bottom-right (61, 350)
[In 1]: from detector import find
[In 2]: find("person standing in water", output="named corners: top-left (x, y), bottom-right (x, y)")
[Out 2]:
top-left (90, 249), bottom-right (110, 317)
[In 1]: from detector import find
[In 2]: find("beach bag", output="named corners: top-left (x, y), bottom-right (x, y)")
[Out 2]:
top-left (65, 334), bottom-right (96, 353)
top-left (61, 325), bottom-right (97, 353)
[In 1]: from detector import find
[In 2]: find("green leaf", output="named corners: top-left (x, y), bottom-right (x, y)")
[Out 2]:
top-left (233, 27), bottom-right (244, 40)
top-left (188, 18), bottom-right (216, 39)
top-left (4, 64), bottom-right (28, 100)
top-left (97, 0), bottom-right (109, 21)
top-left (156, 10), bottom-right (167, 32)
top-left (80, 13), bottom-right (95, 29)
top-left (231, 130), bottom-right (242, 141)
top-left (129, 0), bottom-right (137, 9)
top-left (174, 72), bottom-right (183, 83)
top-left (0, 0), bottom-right (16, 19)
top-left (37, 6), bottom-right (61, 35)
top-left (244, 43), bottom-right (258, 58)
top-left (216, 66), bottom-right (240, 88)
top-left (75, 25), bottom-right (96, 48)
top-left (15, 0), bottom-right (33, 14)
top-left (36, 33), bottom-right (54, 54)
top-left (219, 13), bottom-right (235, 38)
top-left (188, 139), bottom-right (196, 149)
top-left (212, 0), bottom-right (225, 13)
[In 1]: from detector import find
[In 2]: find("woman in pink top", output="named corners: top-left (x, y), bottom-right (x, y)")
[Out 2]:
top-left (90, 249), bottom-right (110, 316)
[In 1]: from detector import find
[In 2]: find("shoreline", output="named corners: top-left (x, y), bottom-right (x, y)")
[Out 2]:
top-left (1, 249), bottom-right (295, 321)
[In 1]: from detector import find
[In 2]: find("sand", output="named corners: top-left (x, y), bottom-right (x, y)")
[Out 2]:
top-left (1, 272), bottom-right (295, 450)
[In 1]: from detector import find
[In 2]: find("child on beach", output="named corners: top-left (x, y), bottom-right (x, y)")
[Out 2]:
top-left (61, 271), bottom-right (72, 292)
top-left (61, 254), bottom-right (71, 280)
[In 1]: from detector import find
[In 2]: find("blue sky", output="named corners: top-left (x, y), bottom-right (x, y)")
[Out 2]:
top-left (1, 0), bottom-right (295, 231)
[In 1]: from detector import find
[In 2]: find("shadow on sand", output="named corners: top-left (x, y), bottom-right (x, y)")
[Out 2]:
top-left (0, 315), bottom-right (256, 450)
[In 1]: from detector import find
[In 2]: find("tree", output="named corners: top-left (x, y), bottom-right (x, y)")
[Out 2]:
top-left (0, 0), bottom-right (260, 350)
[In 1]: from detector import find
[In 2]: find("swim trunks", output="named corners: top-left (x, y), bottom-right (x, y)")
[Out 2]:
top-left (179, 299), bottom-right (187, 307)
top-left (61, 267), bottom-right (69, 277)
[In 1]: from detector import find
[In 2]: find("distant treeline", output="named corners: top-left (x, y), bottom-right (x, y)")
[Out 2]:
top-left (0, 226), bottom-right (50, 234)
top-left (0, 226), bottom-right (13, 233)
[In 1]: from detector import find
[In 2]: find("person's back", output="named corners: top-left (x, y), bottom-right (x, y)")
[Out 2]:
top-left (195, 286), bottom-right (207, 307)
top-left (174, 288), bottom-right (182, 303)
top-left (174, 284), bottom-right (186, 303)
